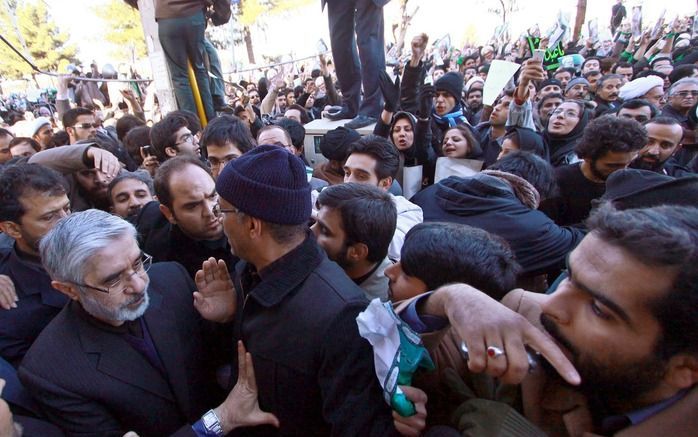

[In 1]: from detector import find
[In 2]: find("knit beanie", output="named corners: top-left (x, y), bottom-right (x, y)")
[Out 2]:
top-left (565, 77), bottom-right (590, 94)
top-left (435, 71), bottom-right (464, 100)
top-left (319, 126), bottom-right (360, 161)
top-left (215, 145), bottom-right (311, 225)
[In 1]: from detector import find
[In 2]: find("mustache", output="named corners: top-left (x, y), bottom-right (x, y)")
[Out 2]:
top-left (540, 313), bottom-right (579, 358)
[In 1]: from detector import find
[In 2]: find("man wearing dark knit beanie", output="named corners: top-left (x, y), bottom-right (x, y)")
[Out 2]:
top-left (194, 144), bottom-right (401, 434)
top-left (312, 126), bottom-right (361, 185)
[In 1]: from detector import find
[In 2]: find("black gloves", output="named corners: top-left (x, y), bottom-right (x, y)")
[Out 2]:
top-left (378, 70), bottom-right (401, 113)
top-left (419, 85), bottom-right (435, 119)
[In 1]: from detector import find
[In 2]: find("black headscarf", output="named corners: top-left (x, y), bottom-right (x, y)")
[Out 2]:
top-left (543, 101), bottom-right (591, 166)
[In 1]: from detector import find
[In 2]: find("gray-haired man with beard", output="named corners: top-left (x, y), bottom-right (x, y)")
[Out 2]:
top-left (18, 210), bottom-right (278, 436)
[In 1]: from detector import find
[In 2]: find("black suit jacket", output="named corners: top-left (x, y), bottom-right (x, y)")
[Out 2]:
top-left (18, 262), bottom-right (227, 437)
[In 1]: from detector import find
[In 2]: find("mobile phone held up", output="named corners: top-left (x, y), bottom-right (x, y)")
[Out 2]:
top-left (532, 49), bottom-right (546, 62)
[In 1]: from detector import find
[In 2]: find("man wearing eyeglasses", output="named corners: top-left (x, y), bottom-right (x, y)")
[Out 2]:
top-left (150, 114), bottom-right (202, 164)
top-left (62, 107), bottom-right (98, 145)
top-left (661, 77), bottom-right (698, 167)
top-left (18, 209), bottom-right (279, 436)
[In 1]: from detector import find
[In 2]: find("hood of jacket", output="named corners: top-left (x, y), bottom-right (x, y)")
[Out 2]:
top-left (434, 173), bottom-right (520, 217)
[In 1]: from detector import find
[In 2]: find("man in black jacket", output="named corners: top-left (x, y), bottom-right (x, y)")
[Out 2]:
top-left (412, 152), bottom-right (585, 276)
top-left (195, 145), bottom-right (412, 435)
top-left (132, 156), bottom-right (237, 278)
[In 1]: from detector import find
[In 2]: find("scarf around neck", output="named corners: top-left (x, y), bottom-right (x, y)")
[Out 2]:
top-left (481, 169), bottom-right (541, 209)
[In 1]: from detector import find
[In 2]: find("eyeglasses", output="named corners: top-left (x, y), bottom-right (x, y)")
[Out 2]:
top-left (74, 253), bottom-right (152, 294)
top-left (175, 133), bottom-right (196, 146)
top-left (674, 90), bottom-right (698, 98)
top-left (73, 122), bottom-right (100, 129)
top-left (212, 202), bottom-right (241, 217)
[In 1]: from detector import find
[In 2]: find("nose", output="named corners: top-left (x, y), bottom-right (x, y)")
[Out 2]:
top-left (540, 279), bottom-right (575, 326)
top-left (384, 263), bottom-right (397, 281)
top-left (310, 222), bottom-right (320, 237)
top-left (123, 271), bottom-right (147, 295)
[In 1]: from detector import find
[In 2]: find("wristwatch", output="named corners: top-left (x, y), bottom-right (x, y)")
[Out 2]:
top-left (202, 409), bottom-right (224, 437)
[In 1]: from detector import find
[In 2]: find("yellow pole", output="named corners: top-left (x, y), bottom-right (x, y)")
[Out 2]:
top-left (187, 60), bottom-right (208, 127)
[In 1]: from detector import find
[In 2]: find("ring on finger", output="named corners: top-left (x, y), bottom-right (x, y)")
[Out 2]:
top-left (487, 346), bottom-right (506, 358)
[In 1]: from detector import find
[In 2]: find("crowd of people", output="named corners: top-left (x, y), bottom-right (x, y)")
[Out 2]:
top-left (0, 1), bottom-right (697, 436)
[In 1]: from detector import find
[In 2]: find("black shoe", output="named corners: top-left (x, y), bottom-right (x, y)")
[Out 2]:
top-left (344, 114), bottom-right (377, 129)
top-left (326, 107), bottom-right (356, 121)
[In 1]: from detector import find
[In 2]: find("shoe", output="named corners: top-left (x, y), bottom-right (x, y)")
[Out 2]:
top-left (344, 114), bottom-right (377, 129)
top-left (326, 107), bottom-right (356, 121)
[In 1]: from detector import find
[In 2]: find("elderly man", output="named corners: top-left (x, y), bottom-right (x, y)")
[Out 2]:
top-left (661, 77), bottom-right (698, 166)
top-left (19, 209), bottom-right (278, 436)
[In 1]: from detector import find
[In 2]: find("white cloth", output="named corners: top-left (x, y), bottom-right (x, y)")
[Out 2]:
top-left (619, 76), bottom-right (664, 101)
top-left (389, 195), bottom-right (423, 261)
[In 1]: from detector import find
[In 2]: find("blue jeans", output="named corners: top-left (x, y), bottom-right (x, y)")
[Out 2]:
top-left (158, 11), bottom-right (215, 121)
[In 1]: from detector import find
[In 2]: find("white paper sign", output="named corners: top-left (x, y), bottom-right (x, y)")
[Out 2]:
top-left (402, 165), bottom-right (423, 200)
top-left (482, 60), bottom-right (521, 106)
top-left (434, 157), bottom-right (483, 183)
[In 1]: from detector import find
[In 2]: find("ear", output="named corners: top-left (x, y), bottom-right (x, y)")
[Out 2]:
top-left (378, 176), bottom-right (393, 192)
top-left (159, 203), bottom-right (176, 224)
top-left (248, 216), bottom-right (263, 239)
top-left (663, 354), bottom-right (698, 391)
top-left (51, 280), bottom-right (81, 301)
top-left (347, 242), bottom-right (369, 263)
top-left (0, 221), bottom-right (21, 241)
top-left (165, 147), bottom-right (177, 158)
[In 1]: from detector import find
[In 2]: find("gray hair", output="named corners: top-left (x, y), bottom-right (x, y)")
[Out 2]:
top-left (668, 77), bottom-right (698, 96)
top-left (40, 209), bottom-right (137, 284)
top-left (107, 170), bottom-right (155, 199)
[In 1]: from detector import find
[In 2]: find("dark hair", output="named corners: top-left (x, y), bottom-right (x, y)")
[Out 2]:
top-left (635, 70), bottom-right (667, 80)
top-left (168, 109), bottom-right (202, 135)
top-left (284, 104), bottom-right (310, 125)
top-left (149, 114), bottom-right (189, 162)
top-left (47, 130), bottom-right (68, 148)
top-left (554, 67), bottom-right (576, 78)
top-left (612, 61), bottom-right (634, 73)
top-left (583, 70), bottom-right (602, 80)
top-left (466, 87), bottom-right (483, 98)
top-left (575, 115), bottom-right (647, 161)
top-left (488, 151), bottom-right (556, 200)
top-left (201, 115), bottom-right (255, 154)
top-left (587, 204), bottom-right (698, 359)
top-left (669, 64), bottom-right (698, 84)
top-left (62, 107), bottom-right (93, 128)
top-left (123, 125), bottom-right (151, 166)
top-left (107, 170), bottom-right (155, 201)
top-left (400, 222), bottom-right (519, 300)
top-left (274, 117), bottom-right (306, 149)
top-left (115, 114), bottom-right (146, 141)
top-left (234, 106), bottom-right (247, 118)
top-left (154, 155), bottom-right (211, 208)
top-left (316, 183), bottom-right (397, 263)
top-left (538, 92), bottom-right (564, 109)
top-left (9, 137), bottom-right (40, 153)
top-left (0, 128), bottom-right (13, 139)
top-left (582, 57), bottom-right (600, 70)
top-left (617, 98), bottom-right (659, 117)
top-left (348, 134), bottom-right (400, 180)
top-left (443, 124), bottom-right (482, 158)
top-left (597, 73), bottom-right (624, 89)
top-left (0, 163), bottom-right (67, 222)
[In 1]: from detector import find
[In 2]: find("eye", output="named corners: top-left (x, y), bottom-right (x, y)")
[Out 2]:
top-left (590, 300), bottom-right (611, 320)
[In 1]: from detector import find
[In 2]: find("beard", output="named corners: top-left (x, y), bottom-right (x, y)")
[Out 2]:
top-left (630, 156), bottom-right (664, 172)
top-left (590, 159), bottom-right (612, 182)
top-left (80, 281), bottom-right (151, 324)
top-left (540, 313), bottom-right (667, 412)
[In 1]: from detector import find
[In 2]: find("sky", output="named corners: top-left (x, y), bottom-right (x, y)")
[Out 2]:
top-left (44, 0), bottom-right (697, 76)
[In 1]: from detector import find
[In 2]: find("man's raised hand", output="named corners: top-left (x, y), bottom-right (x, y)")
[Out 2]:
top-left (194, 258), bottom-right (236, 323)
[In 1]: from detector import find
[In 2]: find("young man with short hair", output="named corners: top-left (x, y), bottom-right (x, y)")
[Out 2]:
top-left (200, 114), bottom-right (255, 180)
top-left (149, 113), bottom-right (201, 163)
top-left (62, 107), bottom-right (97, 145)
top-left (313, 183), bottom-right (397, 300)
top-left (630, 117), bottom-right (685, 176)
top-left (343, 135), bottom-right (423, 260)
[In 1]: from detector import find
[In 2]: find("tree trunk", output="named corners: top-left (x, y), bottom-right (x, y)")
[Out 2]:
top-left (572, 0), bottom-right (587, 45)
top-left (243, 25), bottom-right (255, 64)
